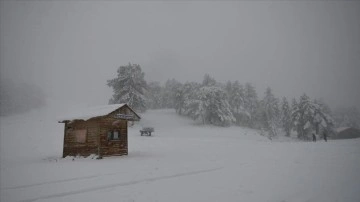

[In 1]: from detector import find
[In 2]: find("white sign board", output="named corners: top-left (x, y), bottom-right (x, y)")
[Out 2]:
top-left (114, 114), bottom-right (134, 120)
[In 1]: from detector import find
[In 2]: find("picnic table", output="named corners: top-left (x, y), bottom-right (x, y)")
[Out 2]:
top-left (140, 127), bottom-right (154, 136)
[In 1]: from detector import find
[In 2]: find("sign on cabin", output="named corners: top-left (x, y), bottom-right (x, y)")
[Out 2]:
top-left (114, 113), bottom-right (134, 120)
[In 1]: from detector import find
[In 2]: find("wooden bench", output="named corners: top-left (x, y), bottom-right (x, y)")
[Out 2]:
top-left (140, 127), bottom-right (154, 136)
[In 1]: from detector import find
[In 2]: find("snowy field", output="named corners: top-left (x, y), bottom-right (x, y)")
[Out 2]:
top-left (1, 104), bottom-right (360, 202)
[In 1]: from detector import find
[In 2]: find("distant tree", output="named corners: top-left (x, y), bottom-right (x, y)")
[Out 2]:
top-left (225, 81), bottom-right (233, 99)
top-left (190, 86), bottom-right (235, 126)
top-left (228, 81), bottom-right (247, 125)
top-left (174, 86), bottom-right (185, 115)
top-left (162, 79), bottom-right (182, 109)
top-left (244, 83), bottom-right (259, 127)
top-left (147, 81), bottom-right (162, 109)
top-left (183, 82), bottom-right (203, 120)
top-left (229, 81), bottom-right (245, 114)
top-left (202, 74), bottom-right (217, 87)
top-left (292, 94), bottom-right (334, 140)
top-left (261, 87), bottom-right (280, 138)
top-left (291, 98), bottom-right (299, 130)
top-left (333, 106), bottom-right (360, 128)
top-left (175, 82), bottom-right (200, 116)
top-left (292, 94), bottom-right (313, 140)
top-left (107, 63), bottom-right (147, 112)
top-left (312, 99), bottom-right (335, 135)
top-left (281, 97), bottom-right (292, 136)
top-left (181, 82), bottom-right (201, 116)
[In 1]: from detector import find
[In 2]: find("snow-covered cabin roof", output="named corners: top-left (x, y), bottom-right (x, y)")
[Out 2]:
top-left (58, 104), bottom-right (140, 122)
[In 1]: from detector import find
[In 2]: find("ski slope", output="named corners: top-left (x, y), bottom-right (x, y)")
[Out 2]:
top-left (1, 105), bottom-right (360, 202)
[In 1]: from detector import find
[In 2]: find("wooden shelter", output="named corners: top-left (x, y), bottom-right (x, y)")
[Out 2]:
top-left (59, 104), bottom-right (140, 158)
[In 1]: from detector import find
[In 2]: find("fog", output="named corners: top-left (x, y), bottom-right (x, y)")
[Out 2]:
top-left (1, 1), bottom-right (359, 110)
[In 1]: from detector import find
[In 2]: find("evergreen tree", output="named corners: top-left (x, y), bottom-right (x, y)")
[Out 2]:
top-left (174, 83), bottom-right (185, 115)
top-left (202, 74), bottom-right (217, 87)
top-left (312, 99), bottom-right (335, 135)
top-left (107, 63), bottom-right (147, 112)
top-left (261, 87), bottom-right (280, 138)
top-left (147, 81), bottom-right (162, 109)
top-left (197, 86), bottom-right (235, 126)
top-left (244, 83), bottom-right (259, 127)
top-left (229, 81), bottom-right (247, 125)
top-left (292, 94), bottom-right (312, 140)
top-left (291, 94), bottom-right (335, 140)
top-left (333, 106), bottom-right (360, 128)
top-left (225, 81), bottom-right (233, 100)
top-left (229, 81), bottom-right (245, 114)
top-left (281, 97), bottom-right (292, 136)
top-left (182, 82), bottom-right (201, 117)
top-left (291, 98), bottom-right (299, 131)
top-left (175, 82), bottom-right (200, 116)
top-left (163, 79), bottom-right (181, 109)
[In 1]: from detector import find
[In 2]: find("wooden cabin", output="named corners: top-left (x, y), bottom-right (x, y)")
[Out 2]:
top-left (59, 104), bottom-right (140, 158)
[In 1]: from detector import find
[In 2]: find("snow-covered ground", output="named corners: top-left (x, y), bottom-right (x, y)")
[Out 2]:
top-left (1, 104), bottom-right (360, 202)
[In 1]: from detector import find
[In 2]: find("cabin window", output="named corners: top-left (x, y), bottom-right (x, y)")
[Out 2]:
top-left (74, 129), bottom-right (87, 143)
top-left (107, 130), bottom-right (121, 140)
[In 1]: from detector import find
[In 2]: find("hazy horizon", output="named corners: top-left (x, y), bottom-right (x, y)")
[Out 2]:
top-left (1, 1), bottom-right (359, 109)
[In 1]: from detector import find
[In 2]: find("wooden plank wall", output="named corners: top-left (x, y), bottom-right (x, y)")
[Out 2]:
top-left (63, 120), bottom-right (99, 157)
top-left (98, 113), bottom-right (128, 156)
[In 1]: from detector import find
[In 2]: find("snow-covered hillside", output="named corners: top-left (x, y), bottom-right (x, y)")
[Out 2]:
top-left (1, 105), bottom-right (360, 202)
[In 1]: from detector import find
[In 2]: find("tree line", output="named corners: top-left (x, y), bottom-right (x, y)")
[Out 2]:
top-left (107, 63), bottom-right (360, 140)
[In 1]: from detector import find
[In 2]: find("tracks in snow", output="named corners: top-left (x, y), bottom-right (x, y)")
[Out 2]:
top-left (8, 167), bottom-right (222, 202)
top-left (2, 171), bottom-right (122, 190)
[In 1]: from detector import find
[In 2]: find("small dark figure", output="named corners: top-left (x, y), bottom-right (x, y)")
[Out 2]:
top-left (323, 131), bottom-right (327, 142)
top-left (312, 133), bottom-right (316, 142)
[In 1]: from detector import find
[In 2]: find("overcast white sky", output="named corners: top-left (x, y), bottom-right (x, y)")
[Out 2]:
top-left (1, 1), bottom-right (359, 109)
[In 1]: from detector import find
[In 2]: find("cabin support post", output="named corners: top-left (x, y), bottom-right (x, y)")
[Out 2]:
top-left (62, 122), bottom-right (67, 158)
top-left (97, 127), bottom-right (102, 159)
top-left (126, 121), bottom-right (128, 155)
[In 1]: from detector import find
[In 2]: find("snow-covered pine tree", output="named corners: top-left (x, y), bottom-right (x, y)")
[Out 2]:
top-left (291, 98), bottom-right (299, 131)
top-left (202, 74), bottom-right (217, 87)
top-left (225, 81), bottom-right (233, 100)
top-left (312, 99), bottom-right (335, 135)
top-left (107, 63), bottom-right (147, 112)
top-left (261, 87), bottom-right (280, 138)
top-left (244, 83), bottom-right (259, 128)
top-left (182, 82), bottom-right (201, 118)
top-left (292, 94), bottom-right (313, 140)
top-left (184, 97), bottom-right (205, 123)
top-left (174, 83), bottom-right (185, 115)
top-left (225, 81), bottom-right (233, 109)
top-left (333, 106), bottom-right (360, 128)
top-left (163, 79), bottom-right (181, 109)
top-left (197, 86), bottom-right (235, 126)
top-left (291, 94), bottom-right (335, 140)
top-left (175, 82), bottom-right (200, 116)
top-left (229, 81), bottom-right (245, 114)
top-left (186, 75), bottom-right (233, 126)
top-left (229, 81), bottom-right (248, 125)
top-left (281, 97), bottom-right (292, 137)
top-left (147, 81), bottom-right (163, 109)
